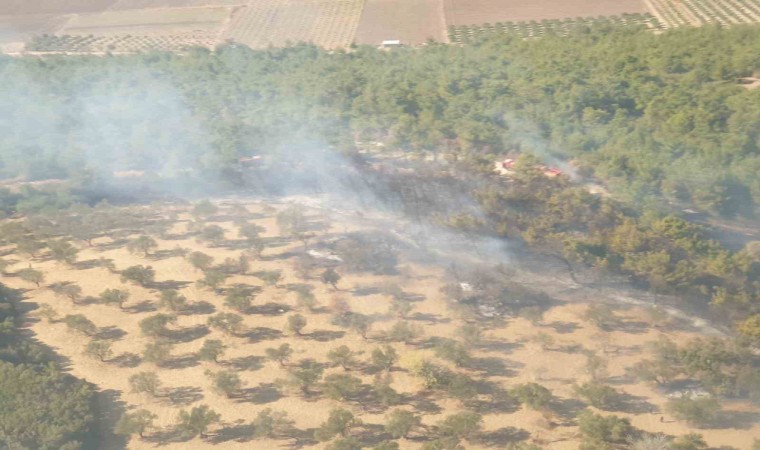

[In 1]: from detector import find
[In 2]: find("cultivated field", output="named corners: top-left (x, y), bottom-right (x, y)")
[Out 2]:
top-left (3, 199), bottom-right (758, 449)
top-left (354, 0), bottom-right (446, 46)
top-left (223, 0), bottom-right (365, 49)
top-left (443, 0), bottom-right (647, 26)
top-left (645, 0), bottom-right (760, 28)
top-left (448, 13), bottom-right (660, 44)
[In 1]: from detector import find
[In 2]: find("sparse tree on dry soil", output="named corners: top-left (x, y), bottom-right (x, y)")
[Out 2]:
top-left (438, 411), bottom-right (482, 441)
top-left (63, 314), bottom-right (98, 336)
top-left (287, 359), bottom-right (324, 396)
top-left (127, 235), bottom-right (158, 256)
top-left (198, 339), bottom-right (226, 363)
top-left (206, 369), bottom-right (244, 398)
top-left (286, 314), bottom-right (307, 336)
top-left (18, 268), bottom-right (44, 287)
top-left (666, 396), bottom-right (721, 428)
top-left (47, 239), bottom-right (79, 265)
top-left (159, 289), bottom-right (188, 312)
top-left (257, 270), bottom-right (282, 287)
top-left (224, 285), bottom-right (252, 312)
top-left (323, 373), bottom-right (362, 401)
top-left (120, 265), bottom-right (155, 287)
top-left (327, 345), bottom-right (358, 371)
top-left (36, 304), bottom-right (58, 323)
top-left (266, 343), bottom-right (293, 367)
top-left (51, 282), bottom-right (82, 304)
top-left (99, 288), bottom-right (130, 309)
top-left (252, 408), bottom-right (295, 439)
top-left (115, 409), bottom-right (156, 439)
top-left (84, 340), bottom-right (113, 362)
top-left (207, 312), bottom-right (245, 336)
top-left (177, 404), bottom-right (220, 439)
top-left (314, 408), bottom-right (360, 442)
top-left (139, 314), bottom-right (176, 338)
top-left (129, 371), bottom-right (162, 397)
top-left (142, 341), bottom-right (174, 366)
top-left (321, 268), bottom-right (341, 289)
top-left (385, 410), bottom-right (420, 439)
top-left (670, 433), bottom-right (708, 450)
top-left (197, 270), bottom-right (228, 292)
top-left (510, 383), bottom-right (552, 410)
top-left (371, 345), bottom-right (397, 372)
top-left (187, 251), bottom-right (214, 272)
top-left (198, 225), bottom-right (225, 246)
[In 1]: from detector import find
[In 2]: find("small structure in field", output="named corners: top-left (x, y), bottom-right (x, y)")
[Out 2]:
top-left (380, 40), bottom-right (402, 49)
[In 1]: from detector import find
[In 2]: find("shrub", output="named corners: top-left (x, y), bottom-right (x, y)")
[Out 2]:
top-left (510, 383), bottom-right (552, 410)
top-left (385, 409), bottom-right (420, 438)
top-left (176, 404), bottom-right (220, 438)
top-left (666, 396), bottom-right (721, 427)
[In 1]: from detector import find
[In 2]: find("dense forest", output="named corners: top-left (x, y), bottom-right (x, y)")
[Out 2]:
top-left (1, 25), bottom-right (759, 216)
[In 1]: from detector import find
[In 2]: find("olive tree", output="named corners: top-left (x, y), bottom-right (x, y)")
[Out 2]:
top-left (327, 345), bottom-right (358, 371)
top-left (266, 343), bottom-right (293, 367)
top-left (115, 409), bottom-right (157, 439)
top-left (51, 282), bottom-right (82, 304)
top-left (47, 239), bottom-right (79, 264)
top-left (198, 339), bottom-right (226, 363)
top-left (286, 314), bottom-right (307, 336)
top-left (127, 235), bottom-right (158, 256)
top-left (142, 342), bottom-right (174, 366)
top-left (321, 268), bottom-right (341, 289)
top-left (207, 312), bottom-right (245, 336)
top-left (314, 408), bottom-right (360, 441)
top-left (159, 289), bottom-right (188, 312)
top-left (252, 408), bottom-right (295, 439)
top-left (99, 288), bottom-right (130, 309)
top-left (129, 371), bottom-right (162, 397)
top-left (385, 410), bottom-right (421, 439)
top-left (371, 345), bottom-right (397, 372)
top-left (63, 314), bottom-right (98, 336)
top-left (187, 251), bottom-right (214, 272)
top-left (287, 359), bottom-right (324, 396)
top-left (139, 314), bottom-right (176, 338)
top-left (176, 404), bottom-right (221, 439)
top-left (120, 265), bottom-right (155, 287)
top-left (510, 383), bottom-right (552, 410)
top-left (18, 268), bottom-right (44, 287)
top-left (206, 369), bottom-right (244, 398)
top-left (84, 340), bottom-right (113, 362)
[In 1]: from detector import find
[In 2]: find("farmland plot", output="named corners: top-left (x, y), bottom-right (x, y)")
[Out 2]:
top-left (646, 0), bottom-right (760, 27)
top-left (59, 7), bottom-right (232, 36)
top-left (224, 0), bottom-right (365, 49)
top-left (444, 0), bottom-right (647, 26)
top-left (354, 0), bottom-right (447, 46)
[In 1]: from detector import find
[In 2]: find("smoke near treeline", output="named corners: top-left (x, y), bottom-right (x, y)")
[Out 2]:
top-left (0, 25), bottom-right (758, 218)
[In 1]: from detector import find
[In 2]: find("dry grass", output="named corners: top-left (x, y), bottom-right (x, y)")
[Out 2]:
top-left (2, 199), bottom-right (757, 449)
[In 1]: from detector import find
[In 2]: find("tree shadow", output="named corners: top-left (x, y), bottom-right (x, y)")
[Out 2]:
top-left (73, 259), bottom-right (102, 270)
top-left (111, 352), bottom-right (141, 368)
top-left (352, 286), bottom-right (380, 296)
top-left (151, 280), bottom-right (191, 291)
top-left (224, 355), bottom-right (264, 372)
top-left (162, 353), bottom-right (199, 370)
top-left (144, 426), bottom-right (193, 445)
top-left (468, 357), bottom-right (519, 377)
top-left (146, 250), bottom-right (178, 261)
top-left (709, 410), bottom-right (760, 430)
top-left (547, 321), bottom-right (580, 334)
top-left (92, 388), bottom-right (128, 450)
top-left (304, 329), bottom-right (345, 342)
top-left (477, 427), bottom-right (530, 447)
top-left (354, 423), bottom-right (387, 447)
top-left (246, 327), bottom-right (283, 343)
top-left (126, 300), bottom-right (156, 313)
top-left (611, 392), bottom-right (656, 414)
top-left (479, 339), bottom-right (523, 354)
top-left (97, 326), bottom-right (127, 341)
top-left (166, 325), bottom-right (209, 343)
top-left (165, 386), bottom-right (204, 406)
top-left (180, 301), bottom-right (215, 315)
top-left (249, 302), bottom-right (290, 316)
top-left (409, 312), bottom-right (450, 324)
top-left (409, 392), bottom-right (443, 415)
top-left (238, 383), bottom-right (282, 404)
top-left (551, 397), bottom-right (588, 421)
top-left (208, 421), bottom-right (255, 444)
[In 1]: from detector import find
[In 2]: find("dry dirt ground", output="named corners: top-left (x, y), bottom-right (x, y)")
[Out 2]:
top-left (3, 199), bottom-right (758, 449)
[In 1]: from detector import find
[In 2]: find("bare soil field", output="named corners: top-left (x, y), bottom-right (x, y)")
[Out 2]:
top-left (223, 0), bottom-right (365, 49)
top-left (354, 0), bottom-right (446, 45)
top-left (3, 198), bottom-right (757, 449)
top-left (443, 0), bottom-right (647, 26)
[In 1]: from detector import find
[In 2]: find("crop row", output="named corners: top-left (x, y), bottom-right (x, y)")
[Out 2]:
top-left (26, 33), bottom-right (218, 53)
top-left (447, 14), bottom-right (660, 44)
top-left (648, 0), bottom-right (760, 28)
